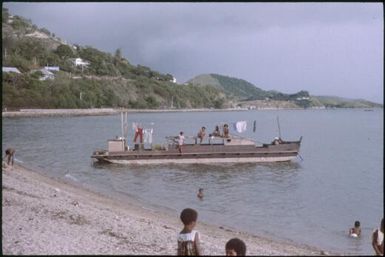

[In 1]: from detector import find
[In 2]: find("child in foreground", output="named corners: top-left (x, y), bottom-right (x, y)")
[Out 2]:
top-left (225, 238), bottom-right (246, 256)
top-left (177, 208), bottom-right (202, 255)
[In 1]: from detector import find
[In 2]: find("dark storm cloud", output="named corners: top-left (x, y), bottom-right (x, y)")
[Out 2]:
top-left (4, 2), bottom-right (383, 103)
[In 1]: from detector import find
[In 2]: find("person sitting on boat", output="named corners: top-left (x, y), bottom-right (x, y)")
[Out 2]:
top-left (211, 125), bottom-right (221, 137)
top-left (223, 124), bottom-right (230, 138)
top-left (197, 127), bottom-right (206, 144)
top-left (178, 131), bottom-right (185, 154)
top-left (272, 137), bottom-right (283, 145)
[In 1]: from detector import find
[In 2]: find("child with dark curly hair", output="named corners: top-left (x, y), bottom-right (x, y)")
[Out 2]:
top-left (225, 238), bottom-right (246, 256)
top-left (177, 208), bottom-right (201, 255)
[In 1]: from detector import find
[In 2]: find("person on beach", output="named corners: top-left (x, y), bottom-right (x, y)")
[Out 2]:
top-left (197, 127), bottom-right (206, 144)
top-left (178, 131), bottom-right (185, 154)
top-left (4, 148), bottom-right (15, 166)
top-left (225, 238), bottom-right (246, 256)
top-left (372, 218), bottom-right (384, 255)
top-left (197, 188), bottom-right (204, 199)
top-left (349, 220), bottom-right (361, 237)
top-left (177, 208), bottom-right (202, 255)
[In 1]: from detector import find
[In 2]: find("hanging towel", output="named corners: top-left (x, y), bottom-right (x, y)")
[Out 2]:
top-left (143, 128), bottom-right (153, 144)
top-left (235, 121), bottom-right (247, 133)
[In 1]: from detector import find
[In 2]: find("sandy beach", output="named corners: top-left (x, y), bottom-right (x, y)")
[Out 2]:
top-left (2, 163), bottom-right (331, 255)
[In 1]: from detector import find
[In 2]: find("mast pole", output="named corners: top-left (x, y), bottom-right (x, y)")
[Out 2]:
top-left (121, 112), bottom-right (124, 138)
top-left (277, 116), bottom-right (282, 138)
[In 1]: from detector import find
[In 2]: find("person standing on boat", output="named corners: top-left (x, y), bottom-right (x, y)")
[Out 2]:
top-left (133, 123), bottom-right (143, 144)
top-left (178, 131), bottom-right (185, 154)
top-left (223, 124), bottom-right (230, 138)
top-left (197, 127), bottom-right (206, 144)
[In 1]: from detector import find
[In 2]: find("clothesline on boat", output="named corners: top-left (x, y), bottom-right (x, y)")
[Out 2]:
top-left (210, 120), bottom-right (258, 133)
top-left (132, 122), bottom-right (154, 144)
top-left (129, 119), bottom-right (269, 143)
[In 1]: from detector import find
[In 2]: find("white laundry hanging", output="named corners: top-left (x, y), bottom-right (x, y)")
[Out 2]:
top-left (235, 121), bottom-right (247, 133)
top-left (143, 128), bottom-right (153, 144)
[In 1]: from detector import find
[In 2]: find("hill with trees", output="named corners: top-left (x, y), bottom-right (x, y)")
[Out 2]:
top-left (187, 73), bottom-right (382, 109)
top-left (188, 74), bottom-right (318, 108)
top-left (2, 8), bottom-right (226, 110)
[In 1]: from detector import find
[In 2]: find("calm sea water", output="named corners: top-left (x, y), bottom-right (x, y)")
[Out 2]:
top-left (2, 109), bottom-right (383, 255)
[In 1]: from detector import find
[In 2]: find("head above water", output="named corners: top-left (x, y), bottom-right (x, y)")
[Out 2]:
top-left (354, 220), bottom-right (360, 227)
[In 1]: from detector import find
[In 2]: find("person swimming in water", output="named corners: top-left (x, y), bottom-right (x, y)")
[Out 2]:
top-left (349, 220), bottom-right (361, 237)
top-left (197, 188), bottom-right (204, 199)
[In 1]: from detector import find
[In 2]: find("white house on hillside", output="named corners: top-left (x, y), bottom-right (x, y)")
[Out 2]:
top-left (31, 68), bottom-right (55, 81)
top-left (72, 58), bottom-right (90, 67)
top-left (2, 67), bottom-right (21, 74)
top-left (44, 66), bottom-right (60, 72)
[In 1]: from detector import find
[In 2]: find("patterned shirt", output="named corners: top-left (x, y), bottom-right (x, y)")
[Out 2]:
top-left (177, 230), bottom-right (200, 255)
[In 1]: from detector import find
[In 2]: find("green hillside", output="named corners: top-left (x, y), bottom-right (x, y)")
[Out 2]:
top-left (2, 8), bottom-right (226, 109)
top-left (313, 96), bottom-right (383, 108)
top-left (187, 74), bottom-right (269, 100)
top-left (187, 73), bottom-right (315, 107)
top-left (187, 73), bottom-right (382, 109)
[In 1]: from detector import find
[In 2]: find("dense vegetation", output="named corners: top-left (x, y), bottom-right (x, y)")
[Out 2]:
top-left (188, 74), bottom-right (313, 108)
top-left (2, 8), bottom-right (226, 109)
top-left (2, 8), bottom-right (381, 110)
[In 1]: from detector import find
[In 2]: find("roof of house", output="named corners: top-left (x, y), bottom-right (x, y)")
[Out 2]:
top-left (2, 67), bottom-right (21, 73)
top-left (31, 68), bottom-right (54, 76)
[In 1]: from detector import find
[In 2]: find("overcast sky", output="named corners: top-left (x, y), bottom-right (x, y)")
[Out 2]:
top-left (4, 2), bottom-right (383, 103)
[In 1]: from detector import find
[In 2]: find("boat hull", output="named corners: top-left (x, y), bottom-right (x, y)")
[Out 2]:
top-left (96, 155), bottom-right (297, 165)
top-left (91, 139), bottom-right (302, 165)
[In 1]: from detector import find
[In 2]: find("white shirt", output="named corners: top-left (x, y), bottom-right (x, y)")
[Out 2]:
top-left (377, 229), bottom-right (384, 245)
top-left (177, 230), bottom-right (199, 242)
top-left (178, 135), bottom-right (185, 145)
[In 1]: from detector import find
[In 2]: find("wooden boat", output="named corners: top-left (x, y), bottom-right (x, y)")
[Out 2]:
top-left (91, 134), bottom-right (302, 165)
top-left (91, 112), bottom-right (302, 165)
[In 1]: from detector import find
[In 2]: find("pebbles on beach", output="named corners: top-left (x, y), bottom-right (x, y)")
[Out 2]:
top-left (2, 163), bottom-right (326, 255)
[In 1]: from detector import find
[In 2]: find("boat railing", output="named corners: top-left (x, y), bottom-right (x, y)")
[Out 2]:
top-left (165, 134), bottom-right (258, 146)
top-left (166, 135), bottom-right (224, 145)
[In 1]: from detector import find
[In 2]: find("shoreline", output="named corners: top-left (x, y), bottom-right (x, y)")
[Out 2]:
top-left (2, 107), bottom-right (381, 118)
top-left (2, 163), bottom-right (333, 255)
top-left (1, 107), bottom-right (317, 118)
